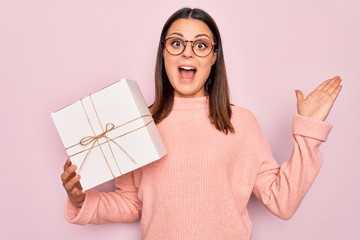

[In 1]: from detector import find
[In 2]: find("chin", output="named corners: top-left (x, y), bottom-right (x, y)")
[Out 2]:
top-left (174, 88), bottom-right (206, 98)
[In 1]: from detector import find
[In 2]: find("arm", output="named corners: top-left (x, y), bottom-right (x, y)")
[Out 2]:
top-left (252, 115), bottom-right (332, 219)
top-left (253, 76), bottom-right (342, 219)
top-left (61, 162), bottom-right (142, 225)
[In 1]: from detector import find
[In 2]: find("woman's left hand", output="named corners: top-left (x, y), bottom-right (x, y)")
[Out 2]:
top-left (295, 76), bottom-right (342, 121)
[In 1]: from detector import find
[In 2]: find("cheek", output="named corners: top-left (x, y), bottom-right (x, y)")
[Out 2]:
top-left (163, 59), bottom-right (178, 85)
top-left (198, 59), bottom-right (213, 76)
top-left (164, 59), bottom-right (175, 76)
top-left (163, 54), bottom-right (176, 72)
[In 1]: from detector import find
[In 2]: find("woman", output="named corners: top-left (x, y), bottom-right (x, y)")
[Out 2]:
top-left (61, 7), bottom-right (342, 239)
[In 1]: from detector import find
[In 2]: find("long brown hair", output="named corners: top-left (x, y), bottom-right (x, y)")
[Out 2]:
top-left (151, 8), bottom-right (234, 134)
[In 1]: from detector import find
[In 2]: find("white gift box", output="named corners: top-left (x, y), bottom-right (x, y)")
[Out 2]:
top-left (51, 79), bottom-right (167, 190)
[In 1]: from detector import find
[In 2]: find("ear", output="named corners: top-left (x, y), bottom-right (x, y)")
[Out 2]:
top-left (211, 51), bottom-right (217, 65)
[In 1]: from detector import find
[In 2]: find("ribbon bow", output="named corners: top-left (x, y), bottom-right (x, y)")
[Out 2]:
top-left (77, 122), bottom-right (136, 177)
top-left (80, 123), bottom-right (115, 146)
top-left (69, 112), bottom-right (153, 179)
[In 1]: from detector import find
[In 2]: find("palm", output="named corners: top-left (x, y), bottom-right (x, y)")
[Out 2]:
top-left (296, 76), bottom-right (342, 121)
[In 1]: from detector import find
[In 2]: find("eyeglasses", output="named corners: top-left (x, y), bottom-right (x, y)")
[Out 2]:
top-left (163, 37), bottom-right (216, 57)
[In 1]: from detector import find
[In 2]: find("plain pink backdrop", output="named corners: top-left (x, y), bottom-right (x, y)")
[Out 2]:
top-left (1, 0), bottom-right (359, 239)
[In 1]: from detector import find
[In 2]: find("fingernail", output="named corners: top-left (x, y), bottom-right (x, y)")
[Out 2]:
top-left (70, 164), bottom-right (77, 171)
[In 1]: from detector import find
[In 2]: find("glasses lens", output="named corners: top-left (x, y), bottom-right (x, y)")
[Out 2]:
top-left (193, 39), bottom-right (213, 57)
top-left (165, 38), bottom-right (185, 55)
top-left (164, 37), bottom-right (214, 57)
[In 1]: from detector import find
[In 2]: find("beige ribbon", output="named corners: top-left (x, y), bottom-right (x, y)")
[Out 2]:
top-left (66, 94), bottom-right (153, 179)
top-left (77, 122), bottom-right (130, 177)
top-left (80, 122), bottom-right (116, 146)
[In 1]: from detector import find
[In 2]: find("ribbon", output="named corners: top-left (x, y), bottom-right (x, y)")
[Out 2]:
top-left (66, 94), bottom-right (153, 179)
top-left (77, 122), bottom-right (133, 177)
top-left (80, 123), bottom-right (116, 146)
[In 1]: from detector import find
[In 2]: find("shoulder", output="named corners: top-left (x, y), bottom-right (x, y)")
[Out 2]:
top-left (231, 105), bottom-right (258, 123)
top-left (230, 105), bottom-right (263, 133)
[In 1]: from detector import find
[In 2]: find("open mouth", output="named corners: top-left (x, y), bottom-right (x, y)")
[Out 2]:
top-left (179, 66), bottom-right (197, 79)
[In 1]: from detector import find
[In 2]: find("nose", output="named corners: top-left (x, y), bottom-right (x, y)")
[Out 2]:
top-left (182, 41), bottom-right (194, 58)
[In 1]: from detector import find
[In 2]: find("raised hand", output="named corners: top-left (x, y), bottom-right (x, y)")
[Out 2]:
top-left (295, 76), bottom-right (342, 121)
top-left (61, 159), bottom-right (85, 208)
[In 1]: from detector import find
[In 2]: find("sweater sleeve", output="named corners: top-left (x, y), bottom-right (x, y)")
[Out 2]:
top-left (64, 171), bottom-right (142, 224)
top-left (252, 114), bottom-right (332, 220)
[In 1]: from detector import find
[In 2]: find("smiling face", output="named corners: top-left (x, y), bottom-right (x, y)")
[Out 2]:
top-left (163, 18), bottom-right (217, 98)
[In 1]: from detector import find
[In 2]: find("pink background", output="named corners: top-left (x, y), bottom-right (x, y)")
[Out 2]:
top-left (1, 0), bottom-right (359, 239)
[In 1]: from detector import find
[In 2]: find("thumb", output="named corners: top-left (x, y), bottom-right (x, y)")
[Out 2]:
top-left (295, 90), bottom-right (304, 102)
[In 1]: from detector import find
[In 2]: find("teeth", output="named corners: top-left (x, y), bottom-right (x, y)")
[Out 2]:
top-left (180, 66), bottom-right (195, 70)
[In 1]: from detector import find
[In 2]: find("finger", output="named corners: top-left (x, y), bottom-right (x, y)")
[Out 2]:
top-left (295, 90), bottom-right (305, 102)
top-left (61, 170), bottom-right (76, 186)
top-left (75, 182), bottom-right (84, 191)
top-left (321, 76), bottom-right (341, 92)
top-left (63, 158), bottom-right (72, 171)
top-left (61, 164), bottom-right (77, 182)
top-left (63, 173), bottom-right (81, 191)
top-left (325, 77), bottom-right (342, 95)
top-left (317, 79), bottom-right (331, 91)
top-left (330, 84), bottom-right (342, 100)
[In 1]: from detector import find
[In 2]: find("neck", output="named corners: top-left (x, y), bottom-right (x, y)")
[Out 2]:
top-left (172, 96), bottom-right (209, 111)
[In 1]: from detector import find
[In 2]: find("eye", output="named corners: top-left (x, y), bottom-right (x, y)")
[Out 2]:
top-left (169, 38), bottom-right (184, 48)
top-left (194, 40), bottom-right (210, 50)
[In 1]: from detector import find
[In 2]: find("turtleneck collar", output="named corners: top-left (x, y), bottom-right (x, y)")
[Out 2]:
top-left (172, 96), bottom-right (209, 111)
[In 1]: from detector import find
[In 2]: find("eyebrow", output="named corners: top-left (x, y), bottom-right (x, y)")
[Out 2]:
top-left (168, 32), bottom-right (211, 39)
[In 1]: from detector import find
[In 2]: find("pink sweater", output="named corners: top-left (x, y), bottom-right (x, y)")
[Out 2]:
top-left (65, 96), bottom-right (332, 239)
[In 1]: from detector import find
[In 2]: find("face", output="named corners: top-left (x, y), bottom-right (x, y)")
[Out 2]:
top-left (163, 18), bottom-right (217, 98)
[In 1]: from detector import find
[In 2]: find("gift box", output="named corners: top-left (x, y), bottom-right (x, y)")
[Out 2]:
top-left (51, 78), bottom-right (167, 190)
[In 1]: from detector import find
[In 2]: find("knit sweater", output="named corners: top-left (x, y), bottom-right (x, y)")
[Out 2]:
top-left (64, 96), bottom-right (332, 240)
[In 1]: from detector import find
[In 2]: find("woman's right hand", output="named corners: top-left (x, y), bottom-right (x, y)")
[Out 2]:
top-left (61, 159), bottom-right (85, 208)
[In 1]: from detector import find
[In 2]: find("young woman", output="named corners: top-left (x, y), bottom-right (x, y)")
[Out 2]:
top-left (60, 8), bottom-right (342, 239)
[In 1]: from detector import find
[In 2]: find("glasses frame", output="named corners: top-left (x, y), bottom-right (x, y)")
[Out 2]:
top-left (163, 37), bottom-right (216, 57)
